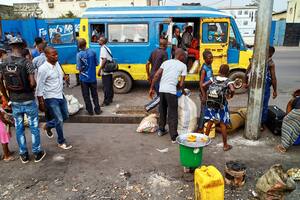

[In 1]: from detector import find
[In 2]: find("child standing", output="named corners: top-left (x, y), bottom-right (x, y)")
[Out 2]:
top-left (197, 50), bottom-right (214, 132)
top-left (0, 108), bottom-right (15, 161)
top-left (261, 46), bottom-right (277, 131)
top-left (204, 64), bottom-right (234, 151)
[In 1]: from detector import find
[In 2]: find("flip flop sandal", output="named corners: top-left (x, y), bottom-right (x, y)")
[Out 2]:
top-left (275, 145), bottom-right (286, 153)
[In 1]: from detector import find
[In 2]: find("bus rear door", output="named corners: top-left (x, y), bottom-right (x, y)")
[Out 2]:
top-left (200, 18), bottom-right (230, 74)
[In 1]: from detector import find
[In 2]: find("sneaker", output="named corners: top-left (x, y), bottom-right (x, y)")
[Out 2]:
top-left (58, 142), bottom-right (72, 150)
top-left (34, 151), bottom-right (46, 163)
top-left (20, 153), bottom-right (29, 164)
top-left (171, 140), bottom-right (177, 144)
top-left (157, 129), bottom-right (168, 137)
top-left (43, 124), bottom-right (54, 138)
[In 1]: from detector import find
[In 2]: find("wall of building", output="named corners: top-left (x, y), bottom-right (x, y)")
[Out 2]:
top-left (38, 0), bottom-right (149, 18)
top-left (287, 0), bottom-right (300, 23)
top-left (0, 5), bottom-right (14, 19)
top-left (272, 12), bottom-right (287, 21)
top-left (221, 6), bottom-right (257, 45)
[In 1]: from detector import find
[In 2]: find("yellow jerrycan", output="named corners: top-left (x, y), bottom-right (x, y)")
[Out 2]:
top-left (194, 165), bottom-right (224, 200)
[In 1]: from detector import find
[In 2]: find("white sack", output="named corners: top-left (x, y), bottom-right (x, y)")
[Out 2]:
top-left (136, 114), bottom-right (158, 133)
top-left (178, 95), bottom-right (197, 134)
top-left (65, 95), bottom-right (83, 115)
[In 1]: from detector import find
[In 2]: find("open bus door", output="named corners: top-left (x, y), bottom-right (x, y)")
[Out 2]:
top-left (199, 18), bottom-right (230, 74)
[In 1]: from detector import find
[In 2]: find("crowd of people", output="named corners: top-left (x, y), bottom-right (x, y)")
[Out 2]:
top-left (0, 25), bottom-right (299, 164)
top-left (147, 28), bottom-right (300, 153)
top-left (0, 34), bottom-right (116, 163)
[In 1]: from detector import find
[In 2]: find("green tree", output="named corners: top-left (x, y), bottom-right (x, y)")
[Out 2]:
top-left (59, 11), bottom-right (77, 18)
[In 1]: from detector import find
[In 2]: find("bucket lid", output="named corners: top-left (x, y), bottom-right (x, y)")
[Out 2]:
top-left (176, 133), bottom-right (211, 148)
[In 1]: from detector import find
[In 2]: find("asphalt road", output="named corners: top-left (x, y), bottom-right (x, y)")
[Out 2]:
top-left (273, 47), bottom-right (300, 94)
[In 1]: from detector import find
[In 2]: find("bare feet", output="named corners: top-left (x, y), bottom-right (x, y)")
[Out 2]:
top-left (2, 152), bottom-right (16, 162)
top-left (275, 144), bottom-right (287, 153)
top-left (223, 144), bottom-right (232, 151)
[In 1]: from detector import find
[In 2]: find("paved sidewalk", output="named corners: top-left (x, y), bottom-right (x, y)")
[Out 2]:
top-left (62, 79), bottom-right (291, 123)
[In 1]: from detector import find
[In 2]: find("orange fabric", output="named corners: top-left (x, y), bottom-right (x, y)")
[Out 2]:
top-left (1, 95), bottom-right (8, 109)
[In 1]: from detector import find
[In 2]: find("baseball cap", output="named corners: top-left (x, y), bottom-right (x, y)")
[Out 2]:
top-left (8, 37), bottom-right (24, 45)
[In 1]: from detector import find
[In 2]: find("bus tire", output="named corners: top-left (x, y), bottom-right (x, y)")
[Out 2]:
top-left (113, 71), bottom-right (133, 94)
top-left (229, 70), bottom-right (247, 94)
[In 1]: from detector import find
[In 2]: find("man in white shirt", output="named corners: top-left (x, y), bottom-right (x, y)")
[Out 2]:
top-left (97, 37), bottom-right (114, 106)
top-left (149, 48), bottom-right (187, 143)
top-left (36, 47), bottom-right (72, 150)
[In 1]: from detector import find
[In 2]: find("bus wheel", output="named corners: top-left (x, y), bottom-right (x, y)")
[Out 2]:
top-left (229, 70), bottom-right (247, 94)
top-left (113, 71), bottom-right (133, 94)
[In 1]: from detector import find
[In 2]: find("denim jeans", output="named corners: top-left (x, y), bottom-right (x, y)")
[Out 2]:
top-left (45, 98), bottom-right (69, 144)
top-left (262, 82), bottom-right (271, 124)
top-left (12, 100), bottom-right (41, 155)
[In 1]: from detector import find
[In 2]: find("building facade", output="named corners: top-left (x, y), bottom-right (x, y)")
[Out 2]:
top-left (284, 0), bottom-right (300, 46)
top-left (286, 0), bottom-right (300, 23)
top-left (221, 5), bottom-right (257, 45)
top-left (38, 0), bottom-right (158, 18)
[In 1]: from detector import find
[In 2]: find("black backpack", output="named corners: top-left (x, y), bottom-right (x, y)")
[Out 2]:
top-left (2, 56), bottom-right (31, 92)
top-left (206, 77), bottom-right (230, 109)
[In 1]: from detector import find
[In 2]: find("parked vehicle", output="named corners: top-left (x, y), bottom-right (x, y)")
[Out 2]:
top-left (1, 6), bottom-right (254, 94)
top-left (79, 6), bottom-right (252, 93)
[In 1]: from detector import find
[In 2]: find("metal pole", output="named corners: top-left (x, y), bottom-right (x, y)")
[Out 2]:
top-left (244, 0), bottom-right (274, 140)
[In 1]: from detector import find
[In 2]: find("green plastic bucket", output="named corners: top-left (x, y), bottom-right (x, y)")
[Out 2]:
top-left (176, 133), bottom-right (211, 168)
top-left (179, 145), bottom-right (203, 168)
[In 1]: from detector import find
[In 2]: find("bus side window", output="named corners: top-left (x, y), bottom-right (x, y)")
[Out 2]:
top-left (229, 25), bottom-right (239, 49)
top-left (48, 24), bottom-right (75, 44)
top-left (90, 24), bottom-right (105, 43)
top-left (202, 22), bottom-right (228, 43)
top-left (159, 23), bottom-right (169, 40)
top-left (108, 24), bottom-right (148, 43)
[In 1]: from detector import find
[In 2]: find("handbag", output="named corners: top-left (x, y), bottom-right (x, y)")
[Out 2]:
top-left (103, 46), bottom-right (118, 73)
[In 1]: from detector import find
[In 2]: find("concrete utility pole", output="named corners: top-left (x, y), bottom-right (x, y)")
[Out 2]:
top-left (244, 0), bottom-right (274, 140)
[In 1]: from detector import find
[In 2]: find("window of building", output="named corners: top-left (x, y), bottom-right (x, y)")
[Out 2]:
top-left (46, 0), bottom-right (54, 2)
top-left (76, 0), bottom-right (89, 1)
top-left (238, 10), bottom-right (242, 15)
top-left (60, 0), bottom-right (73, 2)
top-left (243, 20), bottom-right (249, 26)
top-left (244, 10), bottom-right (248, 15)
top-left (108, 24), bottom-right (148, 43)
top-left (90, 24), bottom-right (105, 43)
top-left (202, 22), bottom-right (228, 43)
top-left (48, 24), bottom-right (75, 44)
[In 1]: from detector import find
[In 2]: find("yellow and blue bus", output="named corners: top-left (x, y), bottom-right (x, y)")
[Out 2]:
top-left (65, 6), bottom-right (252, 93)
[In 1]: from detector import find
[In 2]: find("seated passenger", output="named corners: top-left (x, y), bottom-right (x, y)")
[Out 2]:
top-left (187, 38), bottom-right (200, 74)
top-left (91, 35), bottom-right (98, 43)
top-left (52, 33), bottom-right (62, 44)
top-left (276, 89), bottom-right (300, 153)
top-left (187, 38), bottom-right (199, 60)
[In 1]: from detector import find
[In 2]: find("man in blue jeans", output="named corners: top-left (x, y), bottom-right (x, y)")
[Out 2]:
top-left (37, 46), bottom-right (72, 150)
top-left (0, 37), bottom-right (46, 163)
